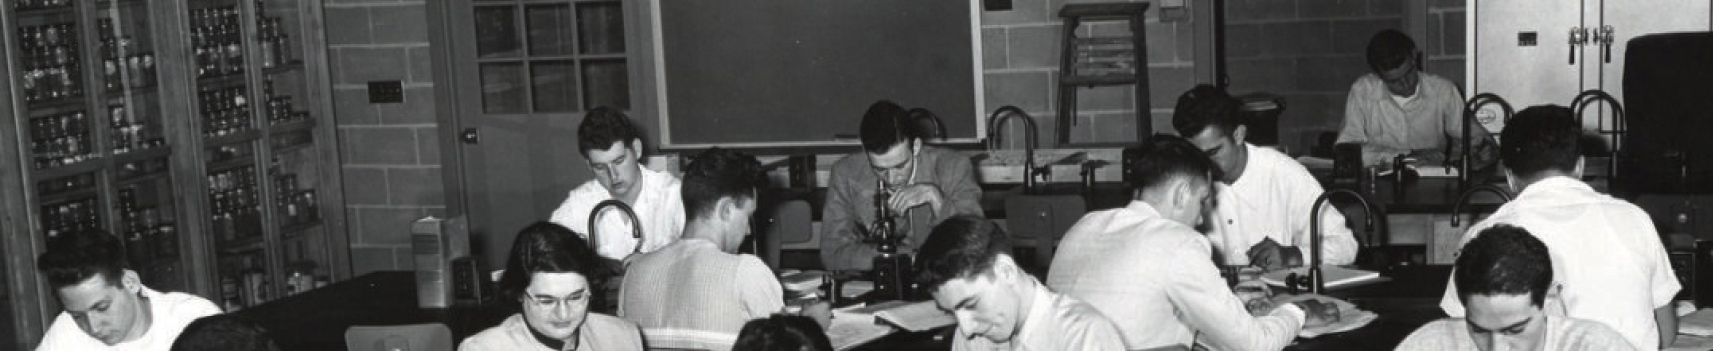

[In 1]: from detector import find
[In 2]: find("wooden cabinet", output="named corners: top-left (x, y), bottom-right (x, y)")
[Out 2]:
top-left (0, 0), bottom-right (347, 347)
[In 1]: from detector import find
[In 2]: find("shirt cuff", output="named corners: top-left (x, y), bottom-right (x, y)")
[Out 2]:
top-left (1274, 303), bottom-right (1308, 326)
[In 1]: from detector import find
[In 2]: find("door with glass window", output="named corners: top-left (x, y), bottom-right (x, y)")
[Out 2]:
top-left (432, 0), bottom-right (639, 268)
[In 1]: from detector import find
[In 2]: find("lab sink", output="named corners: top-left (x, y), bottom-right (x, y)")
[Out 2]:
top-left (971, 149), bottom-right (1093, 184)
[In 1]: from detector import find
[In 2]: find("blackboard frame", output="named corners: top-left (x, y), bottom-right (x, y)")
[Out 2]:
top-left (648, 0), bottom-right (987, 149)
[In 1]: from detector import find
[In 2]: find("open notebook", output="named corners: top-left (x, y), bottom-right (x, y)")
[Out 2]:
top-left (826, 301), bottom-right (955, 350)
top-left (1259, 266), bottom-right (1383, 290)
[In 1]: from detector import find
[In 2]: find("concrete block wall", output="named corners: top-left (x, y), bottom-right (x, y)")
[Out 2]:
top-left (982, 0), bottom-right (1199, 145)
top-left (1225, 0), bottom-right (1464, 154)
top-left (324, 0), bottom-right (443, 275)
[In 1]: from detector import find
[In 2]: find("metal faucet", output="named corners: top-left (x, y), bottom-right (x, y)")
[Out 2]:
top-left (1302, 189), bottom-right (1379, 294)
top-left (1462, 93), bottom-right (1512, 187)
top-left (987, 106), bottom-right (1039, 194)
top-left (590, 199), bottom-right (645, 258)
top-left (1450, 184), bottom-right (1512, 227)
top-left (1572, 90), bottom-right (1625, 186)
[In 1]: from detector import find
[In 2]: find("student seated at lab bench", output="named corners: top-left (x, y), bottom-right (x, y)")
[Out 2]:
top-left (1337, 29), bottom-right (1495, 168)
top-left (1438, 105), bottom-right (1679, 350)
top-left (1047, 134), bottom-right (1338, 351)
top-left (820, 100), bottom-right (983, 270)
top-left (34, 229), bottom-right (222, 351)
top-left (1174, 84), bottom-right (1358, 269)
top-left (918, 215), bottom-right (1126, 351)
top-left (458, 222), bottom-right (644, 351)
top-left (1399, 225), bottom-right (1635, 351)
top-left (620, 148), bottom-right (830, 351)
top-left (548, 107), bottom-right (686, 264)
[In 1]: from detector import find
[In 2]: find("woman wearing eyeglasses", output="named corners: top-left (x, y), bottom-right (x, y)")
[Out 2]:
top-left (459, 222), bottom-right (644, 351)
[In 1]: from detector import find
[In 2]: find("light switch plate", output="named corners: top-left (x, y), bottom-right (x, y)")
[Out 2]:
top-left (368, 80), bottom-right (403, 104)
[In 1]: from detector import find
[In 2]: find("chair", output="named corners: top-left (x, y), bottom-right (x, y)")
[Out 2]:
top-left (756, 199), bottom-right (814, 270)
top-left (1005, 195), bottom-right (1087, 271)
top-left (344, 323), bottom-right (453, 351)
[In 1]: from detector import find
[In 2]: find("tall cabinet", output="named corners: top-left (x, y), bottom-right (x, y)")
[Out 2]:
top-left (0, 0), bottom-right (348, 347)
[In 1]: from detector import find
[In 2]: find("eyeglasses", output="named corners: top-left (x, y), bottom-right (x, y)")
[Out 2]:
top-left (523, 293), bottom-right (587, 311)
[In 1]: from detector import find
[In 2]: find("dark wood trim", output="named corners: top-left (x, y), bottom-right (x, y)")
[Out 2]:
top-left (0, 4), bottom-right (51, 346)
top-left (299, 0), bottom-right (351, 282)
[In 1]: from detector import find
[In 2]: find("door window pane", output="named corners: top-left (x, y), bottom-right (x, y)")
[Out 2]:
top-left (475, 6), bottom-right (520, 58)
top-left (583, 60), bottom-right (628, 110)
top-left (526, 4), bottom-right (575, 56)
top-left (577, 2), bottom-right (625, 55)
top-left (531, 61), bottom-right (580, 112)
top-left (480, 63), bottom-right (525, 113)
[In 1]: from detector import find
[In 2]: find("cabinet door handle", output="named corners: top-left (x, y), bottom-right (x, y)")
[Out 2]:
top-left (461, 128), bottom-right (479, 144)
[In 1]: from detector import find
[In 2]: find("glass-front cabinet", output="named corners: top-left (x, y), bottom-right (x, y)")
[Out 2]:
top-left (0, 0), bottom-right (346, 347)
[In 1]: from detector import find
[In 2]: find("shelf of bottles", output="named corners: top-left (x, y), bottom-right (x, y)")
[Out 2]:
top-left (258, 0), bottom-right (327, 299)
top-left (216, 249), bottom-right (268, 312)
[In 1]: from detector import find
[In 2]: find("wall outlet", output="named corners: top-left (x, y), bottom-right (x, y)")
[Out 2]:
top-left (368, 80), bottom-right (403, 103)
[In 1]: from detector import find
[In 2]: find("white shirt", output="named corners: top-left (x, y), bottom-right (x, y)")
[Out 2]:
top-left (36, 286), bottom-right (222, 351)
top-left (950, 280), bottom-right (1126, 351)
top-left (1047, 201), bottom-right (1306, 351)
top-left (1209, 143), bottom-right (1358, 266)
top-left (549, 167), bottom-right (686, 261)
top-left (618, 238), bottom-right (782, 351)
top-left (1439, 176), bottom-right (1680, 351)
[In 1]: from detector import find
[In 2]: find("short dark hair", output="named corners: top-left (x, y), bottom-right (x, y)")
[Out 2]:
top-left (1366, 29), bottom-right (1417, 73)
top-left (732, 315), bottom-right (834, 351)
top-left (577, 106), bottom-right (644, 157)
top-left (171, 315), bottom-right (280, 351)
top-left (681, 147), bottom-right (768, 221)
top-left (1125, 134), bottom-right (1221, 195)
top-left (859, 100), bottom-right (919, 154)
top-left (1455, 224), bottom-right (1553, 307)
top-left (37, 229), bottom-right (127, 289)
top-left (498, 222), bottom-right (606, 304)
top-left (914, 216), bottom-right (1012, 294)
top-left (1172, 84), bottom-right (1242, 138)
top-left (1501, 105), bottom-right (1582, 178)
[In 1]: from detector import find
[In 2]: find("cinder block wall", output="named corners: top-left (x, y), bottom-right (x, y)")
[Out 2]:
top-left (325, 0), bottom-right (444, 275)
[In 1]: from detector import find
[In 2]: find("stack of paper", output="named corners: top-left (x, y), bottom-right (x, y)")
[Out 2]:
top-left (1271, 295), bottom-right (1378, 339)
top-left (827, 302), bottom-right (904, 350)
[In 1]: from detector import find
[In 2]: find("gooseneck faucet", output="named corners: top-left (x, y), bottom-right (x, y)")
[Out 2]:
top-left (1450, 184), bottom-right (1512, 227)
top-left (1303, 189), bottom-right (1378, 294)
top-left (590, 199), bottom-right (645, 260)
top-left (987, 106), bottom-right (1039, 194)
top-left (1572, 90), bottom-right (1625, 185)
top-left (1462, 93), bottom-right (1512, 187)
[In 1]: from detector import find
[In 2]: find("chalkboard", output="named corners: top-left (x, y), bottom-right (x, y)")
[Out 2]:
top-left (653, 0), bottom-right (983, 148)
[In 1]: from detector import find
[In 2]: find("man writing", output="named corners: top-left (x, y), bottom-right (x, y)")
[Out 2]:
top-left (621, 148), bottom-right (829, 350)
top-left (820, 100), bottom-right (983, 270)
top-left (35, 230), bottom-right (222, 351)
top-left (917, 215), bottom-right (1126, 350)
top-left (549, 107), bottom-right (686, 263)
top-left (1439, 105), bottom-right (1679, 350)
top-left (1047, 134), bottom-right (1336, 350)
top-left (1337, 29), bottom-right (1495, 168)
top-left (1174, 85), bottom-right (1359, 268)
top-left (1401, 225), bottom-right (1634, 351)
